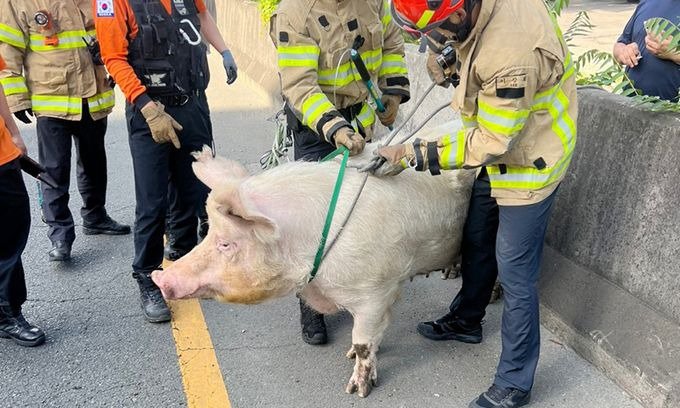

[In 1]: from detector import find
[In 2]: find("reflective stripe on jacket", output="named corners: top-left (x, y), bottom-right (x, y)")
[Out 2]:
top-left (427, 0), bottom-right (578, 205)
top-left (0, 0), bottom-right (113, 121)
top-left (270, 0), bottom-right (409, 142)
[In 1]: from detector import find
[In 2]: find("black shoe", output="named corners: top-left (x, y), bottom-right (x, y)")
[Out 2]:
top-left (164, 244), bottom-right (189, 262)
top-left (83, 215), bottom-right (131, 235)
top-left (135, 273), bottom-right (171, 323)
top-left (416, 312), bottom-right (482, 343)
top-left (300, 300), bottom-right (327, 345)
top-left (0, 307), bottom-right (45, 347)
top-left (48, 241), bottom-right (71, 262)
top-left (469, 384), bottom-right (531, 408)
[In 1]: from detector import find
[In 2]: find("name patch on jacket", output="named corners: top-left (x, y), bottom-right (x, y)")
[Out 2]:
top-left (96, 0), bottom-right (114, 17)
top-left (496, 74), bottom-right (526, 99)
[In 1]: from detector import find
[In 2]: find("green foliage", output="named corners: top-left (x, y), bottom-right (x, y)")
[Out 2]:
top-left (562, 9), bottom-right (680, 112)
top-left (546, 0), bottom-right (571, 17)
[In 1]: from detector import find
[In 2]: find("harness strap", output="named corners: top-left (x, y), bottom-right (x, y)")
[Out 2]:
top-left (308, 146), bottom-right (349, 282)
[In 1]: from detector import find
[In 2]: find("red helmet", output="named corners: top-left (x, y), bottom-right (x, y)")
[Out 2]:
top-left (391, 0), bottom-right (465, 34)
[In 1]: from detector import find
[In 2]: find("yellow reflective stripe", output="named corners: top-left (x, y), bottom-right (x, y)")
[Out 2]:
top-left (277, 45), bottom-right (319, 68)
top-left (31, 95), bottom-right (82, 114)
top-left (29, 30), bottom-right (90, 51)
top-left (379, 54), bottom-right (408, 76)
top-left (438, 130), bottom-right (466, 170)
top-left (352, 102), bottom-right (375, 131)
top-left (477, 100), bottom-right (529, 137)
top-left (318, 49), bottom-right (382, 87)
top-left (87, 90), bottom-right (115, 113)
top-left (382, 0), bottom-right (393, 29)
top-left (487, 152), bottom-right (573, 189)
top-left (462, 114), bottom-right (478, 129)
top-left (415, 10), bottom-right (435, 29)
top-left (0, 23), bottom-right (26, 49)
top-left (0, 77), bottom-right (28, 96)
top-left (301, 93), bottom-right (334, 127)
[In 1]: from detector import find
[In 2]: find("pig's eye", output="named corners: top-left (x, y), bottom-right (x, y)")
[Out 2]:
top-left (217, 240), bottom-right (236, 255)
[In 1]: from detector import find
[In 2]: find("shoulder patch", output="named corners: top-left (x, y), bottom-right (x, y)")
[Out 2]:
top-left (496, 74), bottom-right (527, 99)
top-left (96, 0), bottom-right (114, 17)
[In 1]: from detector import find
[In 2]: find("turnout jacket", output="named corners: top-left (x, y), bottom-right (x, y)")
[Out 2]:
top-left (270, 0), bottom-right (410, 142)
top-left (417, 0), bottom-right (578, 205)
top-left (0, 0), bottom-right (114, 121)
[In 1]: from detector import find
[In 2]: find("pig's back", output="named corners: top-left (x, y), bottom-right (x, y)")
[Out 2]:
top-left (251, 161), bottom-right (472, 288)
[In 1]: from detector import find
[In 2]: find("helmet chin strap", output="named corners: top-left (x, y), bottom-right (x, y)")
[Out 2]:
top-left (437, 0), bottom-right (479, 44)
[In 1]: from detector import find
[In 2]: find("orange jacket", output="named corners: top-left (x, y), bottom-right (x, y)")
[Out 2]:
top-left (93, 0), bottom-right (206, 105)
top-left (0, 56), bottom-right (21, 166)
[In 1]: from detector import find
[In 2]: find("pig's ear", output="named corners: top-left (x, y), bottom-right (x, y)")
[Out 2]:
top-left (192, 146), bottom-right (249, 190)
top-left (218, 189), bottom-right (280, 242)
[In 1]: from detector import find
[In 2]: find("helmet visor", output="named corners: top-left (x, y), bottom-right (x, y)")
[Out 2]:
top-left (390, 1), bottom-right (449, 36)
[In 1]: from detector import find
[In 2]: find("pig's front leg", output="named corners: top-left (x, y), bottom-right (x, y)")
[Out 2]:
top-left (344, 297), bottom-right (395, 398)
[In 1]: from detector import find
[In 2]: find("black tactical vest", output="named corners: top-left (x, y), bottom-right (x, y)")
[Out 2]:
top-left (128, 0), bottom-right (210, 96)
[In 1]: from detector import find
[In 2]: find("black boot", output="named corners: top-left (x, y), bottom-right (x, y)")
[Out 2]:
top-left (417, 311), bottom-right (483, 343)
top-left (48, 240), bottom-right (71, 262)
top-left (134, 272), bottom-right (171, 323)
top-left (83, 215), bottom-right (131, 235)
top-left (0, 306), bottom-right (45, 347)
top-left (163, 233), bottom-right (190, 261)
top-left (299, 299), bottom-right (327, 345)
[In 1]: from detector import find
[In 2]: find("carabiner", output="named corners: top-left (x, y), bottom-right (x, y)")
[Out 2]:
top-left (179, 19), bottom-right (202, 46)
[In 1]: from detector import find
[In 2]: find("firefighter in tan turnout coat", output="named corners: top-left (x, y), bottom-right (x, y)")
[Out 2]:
top-left (270, 0), bottom-right (410, 345)
top-left (374, 0), bottom-right (578, 406)
top-left (0, 0), bottom-right (130, 262)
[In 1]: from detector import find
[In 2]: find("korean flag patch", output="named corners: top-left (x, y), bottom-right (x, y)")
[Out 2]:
top-left (97, 0), bottom-right (114, 17)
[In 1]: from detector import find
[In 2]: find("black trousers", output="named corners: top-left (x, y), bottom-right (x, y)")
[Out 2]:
top-left (448, 168), bottom-right (500, 324)
top-left (0, 158), bottom-right (30, 308)
top-left (37, 103), bottom-right (108, 244)
top-left (126, 92), bottom-right (212, 275)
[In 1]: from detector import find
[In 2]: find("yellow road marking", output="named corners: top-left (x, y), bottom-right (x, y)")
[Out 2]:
top-left (163, 259), bottom-right (231, 408)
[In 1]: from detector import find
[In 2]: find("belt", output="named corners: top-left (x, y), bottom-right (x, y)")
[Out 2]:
top-left (152, 90), bottom-right (203, 107)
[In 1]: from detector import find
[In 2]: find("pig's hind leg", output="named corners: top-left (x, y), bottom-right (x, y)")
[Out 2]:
top-left (344, 289), bottom-right (397, 398)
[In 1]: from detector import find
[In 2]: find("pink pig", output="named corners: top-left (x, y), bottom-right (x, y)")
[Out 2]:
top-left (152, 146), bottom-right (473, 397)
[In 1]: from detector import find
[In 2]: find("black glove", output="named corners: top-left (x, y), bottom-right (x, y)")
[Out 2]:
top-left (14, 108), bottom-right (33, 124)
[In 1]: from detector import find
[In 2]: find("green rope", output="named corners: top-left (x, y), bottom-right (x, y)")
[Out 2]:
top-left (308, 146), bottom-right (349, 282)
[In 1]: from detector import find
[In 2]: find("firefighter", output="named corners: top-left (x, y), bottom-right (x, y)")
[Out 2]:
top-left (94, 0), bottom-right (238, 323)
top-left (0, 1), bottom-right (131, 262)
top-left (270, 0), bottom-right (410, 345)
top-left (0, 55), bottom-right (45, 347)
top-left (373, 0), bottom-right (578, 406)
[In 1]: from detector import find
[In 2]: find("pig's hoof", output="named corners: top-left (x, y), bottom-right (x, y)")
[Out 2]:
top-left (346, 345), bottom-right (356, 359)
top-left (345, 377), bottom-right (376, 398)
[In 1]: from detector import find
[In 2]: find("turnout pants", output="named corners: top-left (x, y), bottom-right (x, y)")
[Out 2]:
top-left (37, 102), bottom-right (108, 244)
top-left (126, 92), bottom-right (212, 275)
top-left (449, 168), bottom-right (557, 392)
top-left (0, 159), bottom-right (30, 309)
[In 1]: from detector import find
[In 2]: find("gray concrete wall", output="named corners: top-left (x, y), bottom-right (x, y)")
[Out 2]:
top-left (213, 1), bottom-right (680, 406)
top-left (540, 87), bottom-right (680, 407)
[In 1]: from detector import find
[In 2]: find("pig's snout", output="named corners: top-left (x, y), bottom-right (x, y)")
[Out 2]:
top-left (151, 270), bottom-right (174, 299)
top-left (151, 269), bottom-right (201, 300)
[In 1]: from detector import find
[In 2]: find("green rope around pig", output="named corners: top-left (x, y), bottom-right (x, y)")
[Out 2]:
top-left (308, 146), bottom-right (350, 282)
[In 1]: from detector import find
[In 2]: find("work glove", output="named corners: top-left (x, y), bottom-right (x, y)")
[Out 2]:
top-left (359, 143), bottom-right (415, 177)
top-left (332, 126), bottom-right (365, 156)
top-left (140, 101), bottom-right (183, 149)
top-left (14, 108), bottom-right (33, 124)
top-left (221, 50), bottom-right (238, 85)
top-left (376, 94), bottom-right (401, 127)
top-left (426, 52), bottom-right (451, 88)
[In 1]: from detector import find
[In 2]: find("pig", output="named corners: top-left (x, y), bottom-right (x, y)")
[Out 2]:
top-left (152, 124), bottom-right (475, 398)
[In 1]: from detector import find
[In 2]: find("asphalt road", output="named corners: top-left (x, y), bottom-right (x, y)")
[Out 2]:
top-left (0, 53), bottom-right (643, 408)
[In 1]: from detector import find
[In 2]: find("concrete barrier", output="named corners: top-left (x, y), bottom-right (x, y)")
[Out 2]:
top-left (214, 1), bottom-right (680, 406)
top-left (540, 87), bottom-right (680, 408)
